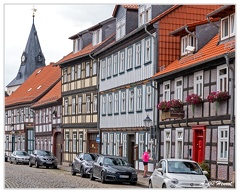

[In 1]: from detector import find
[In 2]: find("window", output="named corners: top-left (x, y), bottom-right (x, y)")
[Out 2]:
top-left (71, 66), bottom-right (75, 81)
top-left (108, 94), bottom-right (113, 115)
top-left (113, 54), bottom-right (118, 75)
top-left (93, 95), bottom-right (97, 113)
top-left (109, 133), bottom-right (114, 155)
top-left (145, 38), bottom-right (151, 63)
top-left (64, 98), bottom-right (68, 115)
top-left (175, 77), bottom-right (183, 100)
top-left (135, 42), bottom-right (141, 67)
top-left (101, 59), bottom-right (106, 80)
top-left (221, 14), bottom-right (235, 40)
top-left (181, 33), bottom-right (196, 56)
top-left (107, 57), bottom-right (112, 78)
top-left (127, 47), bottom-right (133, 70)
top-left (139, 133), bottom-right (144, 159)
top-left (86, 62), bottom-right (90, 77)
top-left (218, 126), bottom-right (229, 162)
top-left (194, 71), bottom-right (203, 98)
top-left (65, 133), bottom-right (69, 151)
top-left (163, 81), bottom-right (170, 101)
top-left (102, 95), bottom-right (106, 115)
top-left (79, 132), bottom-right (83, 153)
top-left (92, 28), bottom-right (102, 46)
top-left (73, 133), bottom-right (77, 152)
top-left (115, 133), bottom-right (120, 156)
top-left (73, 38), bottom-right (83, 53)
top-left (146, 85), bottom-right (152, 109)
top-left (122, 134), bottom-right (127, 157)
top-left (114, 92), bottom-right (119, 114)
top-left (175, 128), bottom-right (184, 159)
top-left (116, 17), bottom-right (126, 40)
top-left (93, 61), bottom-right (97, 76)
top-left (21, 136), bottom-right (25, 150)
top-left (129, 89), bottom-right (134, 112)
top-left (78, 96), bottom-right (82, 114)
top-left (72, 97), bottom-right (76, 115)
top-left (136, 87), bottom-right (142, 111)
top-left (103, 133), bottom-right (108, 155)
top-left (217, 65), bottom-right (228, 92)
top-left (139, 5), bottom-right (152, 26)
top-left (77, 64), bottom-right (82, 79)
top-left (63, 68), bottom-right (68, 83)
top-left (121, 90), bottom-right (126, 113)
top-left (119, 51), bottom-right (125, 73)
top-left (86, 96), bottom-right (91, 113)
top-left (164, 129), bottom-right (171, 158)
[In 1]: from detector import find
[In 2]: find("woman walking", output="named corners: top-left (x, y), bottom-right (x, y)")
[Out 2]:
top-left (142, 149), bottom-right (151, 178)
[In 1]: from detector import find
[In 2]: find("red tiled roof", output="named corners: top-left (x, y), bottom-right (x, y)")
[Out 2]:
top-left (5, 63), bottom-right (61, 107)
top-left (31, 80), bottom-right (61, 108)
top-left (112, 4), bottom-right (139, 17)
top-left (152, 35), bottom-right (235, 79)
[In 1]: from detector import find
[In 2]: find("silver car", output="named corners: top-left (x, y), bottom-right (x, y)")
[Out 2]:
top-left (9, 150), bottom-right (30, 165)
top-left (149, 159), bottom-right (210, 188)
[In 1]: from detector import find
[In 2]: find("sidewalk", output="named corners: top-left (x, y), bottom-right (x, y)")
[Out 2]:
top-left (58, 163), bottom-right (149, 188)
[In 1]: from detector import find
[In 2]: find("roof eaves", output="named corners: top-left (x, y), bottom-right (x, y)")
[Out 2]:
top-left (207, 5), bottom-right (233, 18)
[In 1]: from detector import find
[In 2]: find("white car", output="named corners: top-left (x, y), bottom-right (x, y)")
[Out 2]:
top-left (149, 159), bottom-right (210, 188)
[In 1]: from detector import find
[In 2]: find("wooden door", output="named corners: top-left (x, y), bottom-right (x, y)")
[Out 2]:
top-left (192, 126), bottom-right (206, 163)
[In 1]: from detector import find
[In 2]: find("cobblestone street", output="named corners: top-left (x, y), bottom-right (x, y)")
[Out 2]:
top-left (4, 162), bottom-right (143, 189)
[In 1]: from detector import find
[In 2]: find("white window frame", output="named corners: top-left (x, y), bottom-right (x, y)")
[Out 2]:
top-left (145, 37), bottom-right (151, 63)
top-left (65, 133), bottom-right (69, 151)
top-left (181, 33), bottom-right (196, 56)
top-left (121, 90), bottom-right (126, 113)
top-left (64, 98), bottom-right (68, 115)
top-left (72, 97), bottom-right (76, 115)
top-left (109, 133), bottom-right (114, 155)
top-left (78, 96), bottom-right (82, 114)
top-left (73, 38), bottom-right (82, 53)
top-left (135, 42), bottom-right (141, 67)
top-left (217, 64), bottom-right (228, 92)
top-left (63, 68), bottom-right (68, 83)
top-left (115, 133), bottom-right (120, 156)
top-left (127, 47), bottom-right (133, 70)
top-left (93, 95), bottom-right (97, 113)
top-left (139, 133), bottom-right (144, 159)
top-left (230, 13), bottom-right (235, 36)
top-left (107, 56), bottom-right (112, 78)
top-left (113, 54), bottom-right (118, 75)
top-left (86, 62), bottom-right (90, 77)
top-left (101, 59), bottom-right (106, 80)
top-left (114, 92), bottom-right (119, 114)
top-left (128, 89), bottom-right (134, 112)
top-left (116, 17), bottom-right (126, 40)
top-left (79, 132), bottom-right (83, 153)
top-left (138, 5), bottom-right (152, 26)
top-left (136, 87), bottom-right (142, 111)
top-left (102, 95), bottom-right (106, 115)
top-left (218, 126), bottom-right (229, 162)
top-left (194, 71), bottom-right (203, 98)
top-left (175, 77), bottom-right (183, 100)
top-left (103, 133), bottom-right (108, 155)
top-left (221, 14), bottom-right (235, 40)
top-left (175, 128), bottom-right (184, 159)
top-left (146, 85), bottom-right (152, 109)
top-left (119, 51), bottom-right (125, 73)
top-left (164, 129), bottom-right (171, 158)
top-left (92, 28), bottom-right (102, 46)
top-left (71, 66), bottom-right (75, 81)
top-left (163, 81), bottom-right (171, 101)
top-left (73, 133), bottom-right (77, 152)
top-left (122, 134), bottom-right (127, 157)
top-left (108, 94), bottom-right (113, 115)
top-left (86, 96), bottom-right (91, 113)
top-left (93, 61), bottom-right (97, 76)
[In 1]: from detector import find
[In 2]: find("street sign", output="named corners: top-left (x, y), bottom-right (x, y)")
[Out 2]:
top-left (96, 137), bottom-right (100, 143)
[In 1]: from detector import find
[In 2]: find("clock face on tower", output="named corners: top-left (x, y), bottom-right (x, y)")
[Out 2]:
top-left (37, 55), bottom-right (42, 62)
top-left (21, 55), bottom-right (25, 62)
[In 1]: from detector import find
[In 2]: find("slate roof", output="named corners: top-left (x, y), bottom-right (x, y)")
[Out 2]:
top-left (112, 4), bottom-right (139, 17)
top-left (7, 22), bottom-right (46, 88)
top-left (5, 63), bottom-right (61, 107)
top-left (152, 35), bottom-right (235, 79)
top-left (31, 80), bottom-right (61, 109)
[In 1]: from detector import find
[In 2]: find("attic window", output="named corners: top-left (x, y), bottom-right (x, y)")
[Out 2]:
top-left (37, 85), bottom-right (42, 90)
top-left (28, 88), bottom-right (32, 92)
top-left (92, 28), bottom-right (102, 46)
top-left (181, 32), bottom-right (196, 56)
top-left (36, 69), bottom-right (42, 74)
top-left (73, 38), bottom-right (83, 53)
top-left (221, 13), bottom-right (235, 40)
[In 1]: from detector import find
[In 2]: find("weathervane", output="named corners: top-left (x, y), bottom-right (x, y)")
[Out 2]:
top-left (32, 6), bottom-right (37, 23)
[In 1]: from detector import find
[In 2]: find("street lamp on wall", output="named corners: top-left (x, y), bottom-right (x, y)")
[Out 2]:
top-left (143, 115), bottom-right (152, 128)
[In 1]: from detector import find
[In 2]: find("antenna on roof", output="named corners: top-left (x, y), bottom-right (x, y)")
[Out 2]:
top-left (32, 5), bottom-right (37, 23)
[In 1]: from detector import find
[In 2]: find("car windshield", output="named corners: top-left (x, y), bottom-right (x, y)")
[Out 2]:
top-left (84, 154), bottom-right (96, 161)
top-left (38, 151), bottom-right (52, 156)
top-left (16, 151), bottom-right (29, 156)
top-left (104, 157), bottom-right (129, 166)
top-left (168, 161), bottom-right (203, 175)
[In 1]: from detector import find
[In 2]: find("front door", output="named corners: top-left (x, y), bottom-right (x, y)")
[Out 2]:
top-left (88, 133), bottom-right (98, 153)
top-left (192, 126), bottom-right (206, 163)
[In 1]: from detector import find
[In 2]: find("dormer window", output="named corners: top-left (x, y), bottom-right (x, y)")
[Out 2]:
top-left (73, 38), bottom-right (83, 53)
top-left (92, 28), bottom-right (102, 46)
top-left (221, 14), bottom-right (235, 40)
top-left (181, 32), bottom-right (196, 56)
top-left (116, 17), bottom-right (126, 41)
top-left (139, 4), bottom-right (152, 27)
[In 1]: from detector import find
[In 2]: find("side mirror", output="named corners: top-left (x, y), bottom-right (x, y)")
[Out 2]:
top-left (157, 168), bottom-right (163, 174)
top-left (202, 171), bottom-right (208, 175)
top-left (99, 162), bottom-right (103, 166)
top-left (80, 158), bottom-right (83, 161)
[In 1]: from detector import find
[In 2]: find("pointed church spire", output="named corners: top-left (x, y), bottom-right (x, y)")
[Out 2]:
top-left (6, 6), bottom-right (46, 95)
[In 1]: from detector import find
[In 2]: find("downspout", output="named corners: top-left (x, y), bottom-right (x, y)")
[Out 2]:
top-left (184, 26), bottom-right (198, 52)
top-left (89, 53), bottom-right (101, 154)
top-left (144, 23), bottom-right (159, 163)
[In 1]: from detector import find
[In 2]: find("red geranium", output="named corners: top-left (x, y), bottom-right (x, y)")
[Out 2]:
top-left (186, 94), bottom-right (202, 105)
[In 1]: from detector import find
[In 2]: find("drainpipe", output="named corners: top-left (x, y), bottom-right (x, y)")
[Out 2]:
top-left (89, 53), bottom-right (101, 154)
top-left (184, 26), bottom-right (198, 52)
top-left (144, 23), bottom-right (159, 164)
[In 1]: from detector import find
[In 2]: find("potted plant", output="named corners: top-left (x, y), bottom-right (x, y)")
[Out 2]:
top-left (207, 91), bottom-right (230, 113)
top-left (157, 101), bottom-right (169, 112)
top-left (186, 94), bottom-right (202, 114)
top-left (168, 99), bottom-right (183, 110)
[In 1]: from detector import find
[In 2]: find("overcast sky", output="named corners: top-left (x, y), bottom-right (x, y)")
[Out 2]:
top-left (3, 3), bottom-right (116, 88)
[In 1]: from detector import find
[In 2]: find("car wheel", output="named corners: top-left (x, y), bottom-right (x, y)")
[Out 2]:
top-left (162, 183), bottom-right (167, 188)
top-left (80, 167), bottom-right (85, 178)
top-left (29, 160), bottom-right (32, 167)
top-left (71, 166), bottom-right (76, 176)
top-left (46, 166), bottom-right (49, 169)
top-left (148, 180), bottom-right (153, 188)
top-left (101, 172), bottom-right (106, 184)
top-left (53, 165), bottom-right (57, 169)
top-left (14, 159), bottom-right (18, 164)
top-left (35, 160), bottom-right (39, 168)
top-left (90, 171), bottom-right (95, 181)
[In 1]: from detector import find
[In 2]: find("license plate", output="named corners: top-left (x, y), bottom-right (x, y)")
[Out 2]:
top-left (46, 161), bottom-right (52, 164)
top-left (119, 175), bottom-right (129, 178)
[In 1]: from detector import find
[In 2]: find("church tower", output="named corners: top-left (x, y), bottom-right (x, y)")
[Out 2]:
top-left (6, 7), bottom-right (46, 95)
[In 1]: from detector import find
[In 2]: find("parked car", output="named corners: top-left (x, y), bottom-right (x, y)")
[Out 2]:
top-left (9, 150), bottom-right (30, 164)
top-left (90, 155), bottom-right (137, 185)
top-left (29, 150), bottom-right (58, 169)
top-left (148, 159), bottom-right (210, 188)
top-left (71, 153), bottom-right (99, 177)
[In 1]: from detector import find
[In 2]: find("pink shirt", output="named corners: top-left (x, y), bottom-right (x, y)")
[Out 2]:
top-left (142, 152), bottom-right (150, 162)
